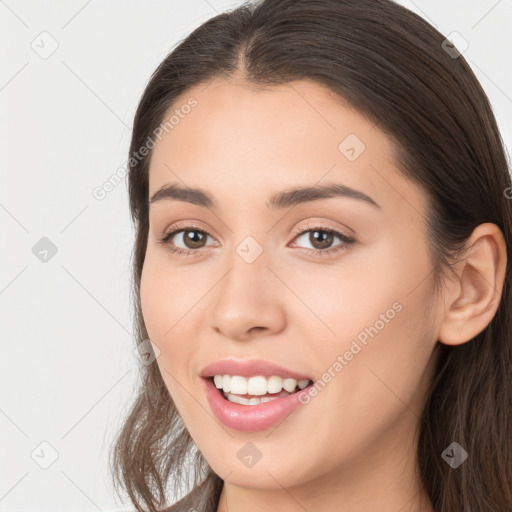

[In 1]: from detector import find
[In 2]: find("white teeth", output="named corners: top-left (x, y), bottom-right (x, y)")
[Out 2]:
top-left (298, 379), bottom-right (309, 389)
top-left (225, 392), bottom-right (282, 405)
top-left (222, 375), bottom-right (231, 393)
top-left (267, 375), bottom-right (283, 394)
top-left (212, 374), bottom-right (311, 396)
top-left (283, 378), bottom-right (298, 393)
top-left (247, 376), bottom-right (268, 395)
top-left (230, 375), bottom-right (248, 394)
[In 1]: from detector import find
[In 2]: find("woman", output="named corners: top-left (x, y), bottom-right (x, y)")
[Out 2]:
top-left (110, 0), bottom-right (512, 511)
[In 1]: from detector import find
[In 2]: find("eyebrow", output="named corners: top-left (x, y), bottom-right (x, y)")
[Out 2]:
top-left (149, 182), bottom-right (381, 210)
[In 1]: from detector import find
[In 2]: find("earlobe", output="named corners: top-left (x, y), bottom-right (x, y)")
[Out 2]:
top-left (438, 223), bottom-right (507, 346)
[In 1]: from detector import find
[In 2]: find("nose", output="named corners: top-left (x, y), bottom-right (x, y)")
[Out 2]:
top-left (209, 248), bottom-right (287, 342)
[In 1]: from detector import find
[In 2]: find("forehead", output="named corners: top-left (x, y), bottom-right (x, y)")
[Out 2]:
top-left (147, 77), bottom-right (425, 218)
top-left (151, 77), bottom-right (383, 166)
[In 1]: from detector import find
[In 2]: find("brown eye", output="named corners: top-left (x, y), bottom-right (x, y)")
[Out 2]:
top-left (292, 227), bottom-right (354, 253)
top-left (307, 230), bottom-right (335, 250)
top-left (180, 230), bottom-right (207, 249)
top-left (159, 228), bottom-right (214, 252)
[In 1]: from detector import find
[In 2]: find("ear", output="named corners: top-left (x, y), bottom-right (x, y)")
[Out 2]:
top-left (438, 223), bottom-right (507, 346)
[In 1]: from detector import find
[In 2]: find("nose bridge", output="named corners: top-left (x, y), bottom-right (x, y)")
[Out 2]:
top-left (223, 213), bottom-right (272, 282)
top-left (221, 233), bottom-right (271, 304)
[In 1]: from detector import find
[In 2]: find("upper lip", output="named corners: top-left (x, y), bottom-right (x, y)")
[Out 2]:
top-left (200, 359), bottom-right (312, 381)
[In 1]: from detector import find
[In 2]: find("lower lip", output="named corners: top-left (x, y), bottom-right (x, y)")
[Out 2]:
top-left (202, 377), bottom-right (311, 432)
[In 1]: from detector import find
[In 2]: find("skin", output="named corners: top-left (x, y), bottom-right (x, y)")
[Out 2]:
top-left (140, 76), bottom-right (507, 512)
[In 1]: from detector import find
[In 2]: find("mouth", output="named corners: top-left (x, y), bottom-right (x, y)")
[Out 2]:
top-left (208, 375), bottom-right (314, 406)
top-left (202, 375), bottom-right (315, 431)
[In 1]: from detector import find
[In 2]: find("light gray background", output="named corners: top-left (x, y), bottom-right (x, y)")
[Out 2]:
top-left (1, 1), bottom-right (511, 511)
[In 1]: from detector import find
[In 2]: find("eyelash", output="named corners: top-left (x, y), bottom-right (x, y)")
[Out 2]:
top-left (157, 222), bottom-right (356, 258)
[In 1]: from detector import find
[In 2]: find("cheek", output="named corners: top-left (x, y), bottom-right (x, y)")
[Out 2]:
top-left (341, 293), bottom-right (435, 432)
top-left (140, 251), bottom-right (204, 340)
top-left (139, 254), bottom-right (209, 393)
top-left (140, 260), bottom-right (165, 342)
top-left (278, 240), bottom-right (411, 345)
top-left (288, 238), bottom-right (436, 416)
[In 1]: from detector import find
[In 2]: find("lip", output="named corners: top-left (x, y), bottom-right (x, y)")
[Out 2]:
top-left (200, 358), bottom-right (312, 380)
top-left (202, 376), bottom-right (312, 431)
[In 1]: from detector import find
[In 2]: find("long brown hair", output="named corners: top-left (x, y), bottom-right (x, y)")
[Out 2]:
top-left (110, 1), bottom-right (512, 510)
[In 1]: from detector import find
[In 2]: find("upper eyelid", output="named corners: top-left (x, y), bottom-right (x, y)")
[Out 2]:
top-left (164, 220), bottom-right (218, 236)
top-left (159, 210), bottom-right (355, 235)
top-left (291, 222), bottom-right (353, 239)
top-left (162, 223), bottom-right (348, 236)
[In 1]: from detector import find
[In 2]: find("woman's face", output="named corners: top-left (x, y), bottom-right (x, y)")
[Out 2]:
top-left (140, 77), bottom-right (442, 492)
